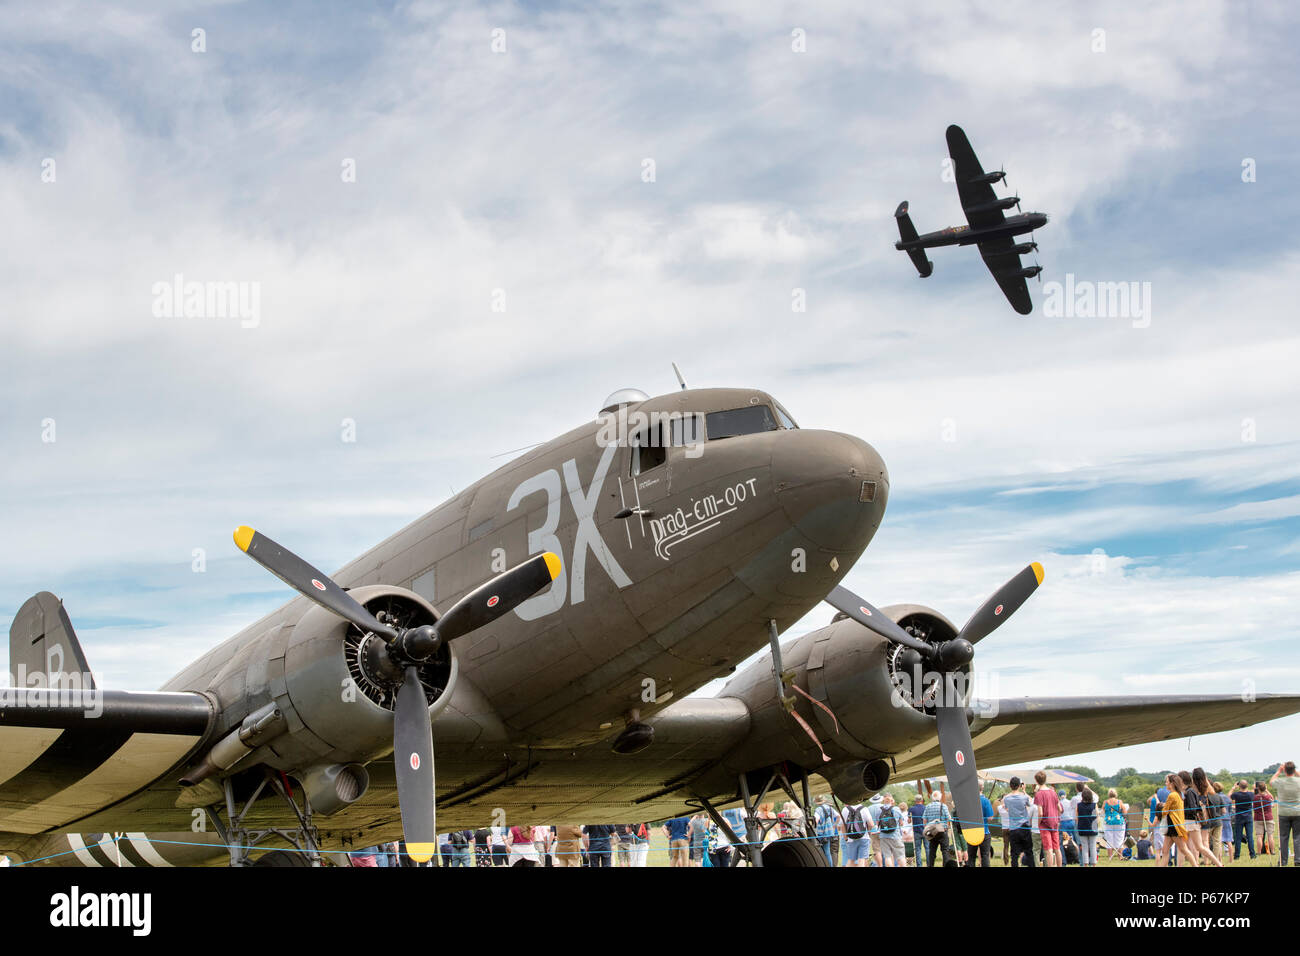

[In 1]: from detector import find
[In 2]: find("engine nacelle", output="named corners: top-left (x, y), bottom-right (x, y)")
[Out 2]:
top-left (709, 602), bottom-right (965, 786)
top-left (1011, 242), bottom-right (1038, 255)
top-left (964, 196), bottom-right (1019, 215)
top-left (268, 585), bottom-right (459, 772)
top-left (805, 603), bottom-right (960, 755)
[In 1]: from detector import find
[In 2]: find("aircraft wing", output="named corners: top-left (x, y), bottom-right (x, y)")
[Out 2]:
top-left (892, 693), bottom-right (1300, 778)
top-left (0, 688), bottom-right (213, 835)
top-left (978, 236), bottom-right (1034, 314)
top-left (947, 124), bottom-right (1004, 229)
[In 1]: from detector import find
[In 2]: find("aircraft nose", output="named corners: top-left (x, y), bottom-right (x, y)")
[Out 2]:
top-left (772, 430), bottom-right (889, 553)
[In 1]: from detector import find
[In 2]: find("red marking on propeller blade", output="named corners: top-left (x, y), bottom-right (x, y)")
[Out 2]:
top-left (486, 595), bottom-right (499, 608)
top-left (956, 751), bottom-right (966, 767)
top-left (994, 604), bottom-right (1004, 616)
top-left (311, 579), bottom-right (327, 592)
top-left (859, 606), bottom-right (872, 616)
top-left (409, 753), bottom-right (420, 771)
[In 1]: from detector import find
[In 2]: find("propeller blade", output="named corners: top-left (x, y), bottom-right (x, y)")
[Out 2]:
top-left (956, 562), bottom-right (1044, 647)
top-left (234, 526), bottom-right (399, 641)
top-left (935, 680), bottom-right (985, 846)
top-left (433, 552), bottom-right (561, 644)
top-left (826, 585), bottom-right (934, 656)
top-left (393, 665), bottom-right (436, 863)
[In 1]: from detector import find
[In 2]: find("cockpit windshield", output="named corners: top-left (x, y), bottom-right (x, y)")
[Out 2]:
top-left (705, 405), bottom-right (780, 440)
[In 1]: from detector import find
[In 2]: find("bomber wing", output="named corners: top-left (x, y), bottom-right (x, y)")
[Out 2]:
top-left (947, 123), bottom-right (1006, 229)
top-left (978, 235), bottom-right (1034, 314)
top-left (891, 694), bottom-right (1300, 778)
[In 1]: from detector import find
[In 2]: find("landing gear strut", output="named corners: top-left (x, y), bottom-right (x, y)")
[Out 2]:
top-left (695, 763), bottom-right (826, 867)
top-left (205, 768), bottom-right (323, 867)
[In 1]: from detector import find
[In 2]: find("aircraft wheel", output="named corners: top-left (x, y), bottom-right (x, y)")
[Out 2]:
top-left (251, 849), bottom-right (314, 867)
top-left (760, 837), bottom-right (829, 868)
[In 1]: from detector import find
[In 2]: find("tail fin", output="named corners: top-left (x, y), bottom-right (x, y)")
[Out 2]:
top-left (9, 591), bottom-right (96, 689)
top-left (894, 201), bottom-right (934, 277)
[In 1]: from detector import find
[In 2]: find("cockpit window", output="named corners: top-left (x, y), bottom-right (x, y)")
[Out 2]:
top-left (705, 405), bottom-right (780, 441)
top-left (629, 422), bottom-right (666, 476)
top-left (773, 402), bottom-right (798, 429)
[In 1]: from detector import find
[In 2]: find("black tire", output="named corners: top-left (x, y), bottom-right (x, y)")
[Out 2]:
top-left (251, 849), bottom-right (314, 867)
top-left (760, 837), bottom-right (830, 868)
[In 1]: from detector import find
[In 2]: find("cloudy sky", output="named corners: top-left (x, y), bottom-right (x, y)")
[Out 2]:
top-left (2, 1), bottom-right (1297, 775)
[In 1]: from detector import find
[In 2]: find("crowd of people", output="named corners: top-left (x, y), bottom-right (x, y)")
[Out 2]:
top-left (342, 762), bottom-right (1300, 867)
top-left (811, 762), bottom-right (1300, 868)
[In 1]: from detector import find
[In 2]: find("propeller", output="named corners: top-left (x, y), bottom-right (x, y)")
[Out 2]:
top-left (825, 562), bottom-right (1044, 846)
top-left (234, 526), bottom-right (561, 862)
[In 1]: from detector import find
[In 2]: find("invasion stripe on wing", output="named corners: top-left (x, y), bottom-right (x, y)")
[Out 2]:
top-left (0, 731), bottom-right (201, 834)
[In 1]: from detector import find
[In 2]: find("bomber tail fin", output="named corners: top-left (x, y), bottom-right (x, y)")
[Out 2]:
top-left (8, 591), bottom-right (96, 689)
top-left (894, 202), bottom-right (933, 277)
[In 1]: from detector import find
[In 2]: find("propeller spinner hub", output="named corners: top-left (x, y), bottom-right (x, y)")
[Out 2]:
top-left (937, 637), bottom-right (974, 671)
top-left (397, 624), bottom-right (442, 663)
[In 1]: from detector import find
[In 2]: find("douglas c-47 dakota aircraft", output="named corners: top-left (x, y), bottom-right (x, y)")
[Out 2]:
top-left (895, 124), bottom-right (1049, 315)
top-left (3, 386), bottom-right (1297, 867)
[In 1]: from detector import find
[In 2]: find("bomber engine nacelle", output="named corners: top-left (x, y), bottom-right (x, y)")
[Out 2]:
top-left (963, 196), bottom-right (1020, 216)
top-left (1011, 242), bottom-right (1037, 255)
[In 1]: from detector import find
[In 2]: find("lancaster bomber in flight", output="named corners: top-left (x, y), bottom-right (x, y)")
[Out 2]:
top-left (2, 386), bottom-right (1296, 867)
top-left (895, 124), bottom-right (1049, 314)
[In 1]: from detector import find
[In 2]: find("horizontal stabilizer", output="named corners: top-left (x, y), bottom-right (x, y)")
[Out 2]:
top-left (894, 202), bottom-right (933, 277)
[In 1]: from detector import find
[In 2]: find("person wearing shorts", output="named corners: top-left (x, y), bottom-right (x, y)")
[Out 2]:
top-left (1032, 771), bottom-right (1063, 867)
top-left (874, 794), bottom-right (907, 867)
top-left (841, 803), bottom-right (872, 867)
top-left (663, 816), bottom-right (691, 867)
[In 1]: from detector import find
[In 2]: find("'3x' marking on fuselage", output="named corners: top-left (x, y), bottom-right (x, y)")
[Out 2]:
top-left (506, 443), bottom-right (632, 620)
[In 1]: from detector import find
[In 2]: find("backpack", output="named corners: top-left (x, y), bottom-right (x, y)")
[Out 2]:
top-left (878, 805), bottom-right (900, 833)
top-left (844, 805), bottom-right (868, 838)
top-left (814, 805), bottom-right (837, 839)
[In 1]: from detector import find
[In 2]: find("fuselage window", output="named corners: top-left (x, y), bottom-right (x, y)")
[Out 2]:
top-left (705, 404), bottom-right (780, 441)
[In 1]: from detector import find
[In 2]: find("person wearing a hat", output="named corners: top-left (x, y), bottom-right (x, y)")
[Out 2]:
top-left (922, 788), bottom-right (953, 866)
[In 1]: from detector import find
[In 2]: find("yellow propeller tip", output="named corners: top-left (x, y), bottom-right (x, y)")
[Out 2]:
top-left (1031, 561), bottom-right (1045, 585)
top-left (963, 827), bottom-right (986, 846)
top-left (233, 526), bottom-right (256, 553)
top-left (543, 551), bottom-right (562, 581)
top-left (406, 843), bottom-right (436, 863)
